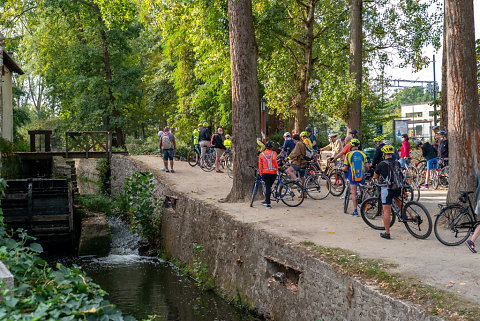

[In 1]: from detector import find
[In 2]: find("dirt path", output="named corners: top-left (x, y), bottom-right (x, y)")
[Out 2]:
top-left (132, 155), bottom-right (480, 303)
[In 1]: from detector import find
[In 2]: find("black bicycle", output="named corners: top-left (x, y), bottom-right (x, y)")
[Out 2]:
top-left (187, 145), bottom-right (201, 167)
top-left (360, 183), bottom-right (432, 239)
top-left (434, 191), bottom-right (480, 246)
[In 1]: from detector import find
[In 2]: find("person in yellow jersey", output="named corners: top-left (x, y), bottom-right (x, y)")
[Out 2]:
top-left (300, 131), bottom-right (312, 149)
top-left (224, 134), bottom-right (232, 150)
top-left (192, 124), bottom-right (201, 162)
top-left (343, 138), bottom-right (368, 216)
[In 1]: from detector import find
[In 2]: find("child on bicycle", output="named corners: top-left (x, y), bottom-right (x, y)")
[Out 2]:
top-left (259, 141), bottom-right (278, 210)
top-left (343, 138), bottom-right (368, 216)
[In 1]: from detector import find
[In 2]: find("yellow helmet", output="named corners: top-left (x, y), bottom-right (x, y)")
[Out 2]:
top-left (381, 144), bottom-right (394, 154)
top-left (350, 138), bottom-right (360, 147)
top-left (373, 135), bottom-right (384, 142)
top-left (225, 134), bottom-right (231, 139)
top-left (300, 131), bottom-right (308, 137)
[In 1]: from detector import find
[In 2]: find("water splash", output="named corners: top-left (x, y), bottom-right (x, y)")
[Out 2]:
top-left (107, 217), bottom-right (140, 256)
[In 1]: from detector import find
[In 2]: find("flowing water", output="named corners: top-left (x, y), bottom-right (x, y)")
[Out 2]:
top-left (70, 217), bottom-right (261, 321)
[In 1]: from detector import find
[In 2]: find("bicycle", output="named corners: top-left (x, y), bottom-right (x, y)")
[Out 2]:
top-left (434, 191), bottom-right (479, 246)
top-left (187, 145), bottom-right (201, 167)
top-left (302, 159), bottom-right (331, 200)
top-left (360, 182), bottom-right (432, 239)
top-left (343, 173), bottom-right (377, 214)
top-left (323, 159), bottom-right (345, 197)
top-left (249, 166), bottom-right (305, 207)
top-left (220, 150), bottom-right (233, 178)
top-left (200, 147), bottom-right (216, 172)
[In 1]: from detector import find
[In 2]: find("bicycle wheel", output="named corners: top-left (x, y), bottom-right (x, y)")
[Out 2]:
top-left (305, 173), bottom-right (331, 200)
top-left (434, 205), bottom-right (473, 246)
top-left (430, 170), bottom-right (439, 190)
top-left (416, 161), bottom-right (427, 185)
top-left (400, 185), bottom-right (414, 203)
top-left (405, 165), bottom-right (419, 186)
top-left (187, 149), bottom-right (198, 167)
top-left (226, 158), bottom-right (233, 178)
top-left (439, 166), bottom-right (448, 188)
top-left (201, 152), bottom-right (215, 172)
top-left (402, 201), bottom-right (432, 239)
top-left (250, 181), bottom-right (259, 207)
top-left (406, 179), bottom-right (420, 201)
top-left (360, 197), bottom-right (395, 230)
top-left (343, 186), bottom-right (351, 213)
top-left (279, 181), bottom-right (305, 207)
top-left (328, 171), bottom-right (345, 197)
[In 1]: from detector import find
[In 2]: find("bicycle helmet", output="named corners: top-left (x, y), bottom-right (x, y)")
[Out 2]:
top-left (203, 122), bottom-right (209, 127)
top-left (225, 134), bottom-right (231, 139)
top-left (265, 141), bottom-right (274, 149)
top-left (300, 131), bottom-right (308, 137)
top-left (350, 138), bottom-right (360, 147)
top-left (381, 144), bottom-right (394, 154)
top-left (373, 135), bottom-right (384, 142)
top-left (349, 129), bottom-right (358, 135)
top-left (198, 123), bottom-right (203, 127)
top-left (305, 126), bottom-right (313, 133)
top-left (283, 132), bottom-right (291, 137)
top-left (438, 130), bottom-right (447, 135)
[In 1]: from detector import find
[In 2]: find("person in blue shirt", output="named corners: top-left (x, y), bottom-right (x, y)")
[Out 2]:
top-left (282, 132), bottom-right (296, 158)
top-left (343, 138), bottom-right (369, 216)
top-left (305, 126), bottom-right (318, 151)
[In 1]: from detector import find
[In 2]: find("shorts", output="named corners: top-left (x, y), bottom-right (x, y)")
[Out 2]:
top-left (215, 148), bottom-right (224, 157)
top-left (427, 158), bottom-right (438, 170)
top-left (398, 157), bottom-right (411, 168)
top-left (381, 187), bottom-right (401, 205)
top-left (291, 165), bottom-right (306, 178)
top-left (348, 177), bottom-right (364, 185)
top-left (163, 148), bottom-right (174, 161)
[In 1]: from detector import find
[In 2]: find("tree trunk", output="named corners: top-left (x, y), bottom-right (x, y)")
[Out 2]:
top-left (440, 6), bottom-right (448, 130)
top-left (94, 4), bottom-right (125, 148)
top-left (291, 0), bottom-right (317, 133)
top-left (346, 0), bottom-right (363, 136)
top-left (226, 0), bottom-right (259, 202)
top-left (445, 0), bottom-right (480, 203)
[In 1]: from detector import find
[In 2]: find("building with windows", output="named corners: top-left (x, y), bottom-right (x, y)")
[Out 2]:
top-left (394, 102), bottom-right (439, 141)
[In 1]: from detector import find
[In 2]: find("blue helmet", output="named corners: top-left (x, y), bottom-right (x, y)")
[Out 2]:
top-left (438, 130), bottom-right (447, 135)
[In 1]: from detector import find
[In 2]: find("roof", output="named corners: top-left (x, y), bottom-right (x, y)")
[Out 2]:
top-left (3, 50), bottom-right (24, 75)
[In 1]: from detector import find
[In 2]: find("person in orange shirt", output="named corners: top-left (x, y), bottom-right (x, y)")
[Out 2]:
top-left (258, 141), bottom-right (278, 209)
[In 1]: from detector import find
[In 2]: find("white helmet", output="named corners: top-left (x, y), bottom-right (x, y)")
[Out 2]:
top-left (283, 132), bottom-right (291, 137)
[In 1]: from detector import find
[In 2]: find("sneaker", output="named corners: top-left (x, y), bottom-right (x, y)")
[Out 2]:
top-left (351, 210), bottom-right (358, 217)
top-left (424, 184), bottom-right (428, 189)
top-left (465, 240), bottom-right (477, 253)
top-left (161, 167), bottom-right (167, 171)
top-left (165, 169), bottom-right (170, 173)
top-left (266, 205), bottom-right (272, 210)
top-left (170, 169), bottom-right (175, 173)
top-left (380, 232), bottom-right (391, 239)
top-left (216, 170), bottom-right (224, 173)
top-left (261, 201), bottom-right (268, 206)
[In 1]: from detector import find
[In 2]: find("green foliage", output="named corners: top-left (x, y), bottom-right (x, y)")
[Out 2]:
top-left (0, 178), bottom-right (136, 321)
top-left (192, 243), bottom-right (214, 291)
top-left (96, 159), bottom-right (112, 195)
top-left (123, 172), bottom-right (162, 244)
top-left (76, 194), bottom-right (123, 217)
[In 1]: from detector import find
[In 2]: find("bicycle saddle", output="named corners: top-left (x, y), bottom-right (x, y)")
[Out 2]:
top-left (459, 191), bottom-right (474, 195)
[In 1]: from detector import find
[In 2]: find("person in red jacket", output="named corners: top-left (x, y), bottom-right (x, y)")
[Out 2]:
top-left (259, 141), bottom-right (278, 209)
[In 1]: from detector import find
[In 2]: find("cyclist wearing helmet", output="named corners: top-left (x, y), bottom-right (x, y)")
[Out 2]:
top-left (282, 132), bottom-right (296, 158)
top-left (438, 130), bottom-right (448, 165)
top-left (211, 127), bottom-right (227, 173)
top-left (374, 144), bottom-right (402, 239)
top-left (321, 133), bottom-right (343, 157)
top-left (286, 134), bottom-right (307, 180)
top-left (349, 129), bottom-right (363, 150)
top-left (199, 122), bottom-right (211, 166)
top-left (305, 126), bottom-right (318, 151)
top-left (416, 141), bottom-right (437, 188)
top-left (224, 134), bottom-right (232, 150)
top-left (371, 135), bottom-right (385, 169)
top-left (300, 131), bottom-right (313, 149)
top-left (259, 141), bottom-right (278, 209)
top-left (343, 138), bottom-right (368, 216)
top-left (432, 126), bottom-right (440, 152)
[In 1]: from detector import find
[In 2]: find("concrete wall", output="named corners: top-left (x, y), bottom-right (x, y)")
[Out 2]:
top-left (107, 155), bottom-right (442, 321)
top-left (1, 66), bottom-right (13, 141)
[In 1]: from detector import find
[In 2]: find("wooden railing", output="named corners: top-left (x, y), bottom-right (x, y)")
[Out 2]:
top-left (65, 131), bottom-right (112, 159)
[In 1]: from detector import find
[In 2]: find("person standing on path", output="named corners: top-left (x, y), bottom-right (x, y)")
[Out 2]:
top-left (416, 141), bottom-right (437, 189)
top-left (371, 136), bottom-right (385, 169)
top-left (159, 126), bottom-right (176, 173)
top-left (259, 141), bottom-right (278, 210)
top-left (211, 127), bottom-right (227, 173)
top-left (199, 122), bottom-right (211, 166)
top-left (286, 134), bottom-right (307, 180)
top-left (438, 130), bottom-right (449, 166)
top-left (343, 138), bottom-right (368, 216)
top-left (193, 124), bottom-right (202, 163)
top-left (398, 134), bottom-right (411, 168)
top-left (374, 145), bottom-right (403, 239)
top-left (306, 126), bottom-right (318, 151)
top-left (349, 129), bottom-right (362, 150)
top-left (321, 133), bottom-right (343, 157)
top-left (332, 136), bottom-right (352, 163)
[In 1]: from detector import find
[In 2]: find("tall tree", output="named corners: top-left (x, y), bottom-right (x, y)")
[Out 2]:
top-left (226, 0), bottom-right (258, 201)
top-left (440, 8), bottom-right (448, 130)
top-left (445, 0), bottom-right (480, 202)
top-left (345, 0), bottom-right (362, 135)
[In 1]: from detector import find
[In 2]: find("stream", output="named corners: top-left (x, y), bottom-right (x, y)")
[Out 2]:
top-left (63, 217), bottom-right (261, 321)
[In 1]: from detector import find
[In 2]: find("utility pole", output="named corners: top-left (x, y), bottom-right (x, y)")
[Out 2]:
top-left (433, 54), bottom-right (438, 126)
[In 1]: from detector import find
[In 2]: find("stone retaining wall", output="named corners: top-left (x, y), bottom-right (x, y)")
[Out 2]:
top-left (105, 155), bottom-right (441, 321)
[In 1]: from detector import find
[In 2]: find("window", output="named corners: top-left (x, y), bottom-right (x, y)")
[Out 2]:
top-left (405, 112), bottom-right (422, 118)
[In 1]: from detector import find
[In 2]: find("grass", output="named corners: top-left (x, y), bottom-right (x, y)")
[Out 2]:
top-left (76, 193), bottom-right (125, 217)
top-left (301, 242), bottom-right (480, 321)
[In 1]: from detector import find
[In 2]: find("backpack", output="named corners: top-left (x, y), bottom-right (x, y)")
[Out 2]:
top-left (211, 133), bottom-right (220, 147)
top-left (385, 160), bottom-right (404, 191)
top-left (161, 133), bottom-right (172, 150)
top-left (303, 143), bottom-right (314, 161)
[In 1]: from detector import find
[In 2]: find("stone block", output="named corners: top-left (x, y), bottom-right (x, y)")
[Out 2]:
top-left (0, 261), bottom-right (14, 289)
top-left (78, 212), bottom-right (111, 256)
